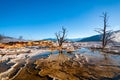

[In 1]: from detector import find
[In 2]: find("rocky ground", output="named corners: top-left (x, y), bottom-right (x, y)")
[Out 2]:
top-left (0, 47), bottom-right (120, 80)
top-left (0, 47), bottom-right (50, 80)
top-left (13, 53), bottom-right (120, 80)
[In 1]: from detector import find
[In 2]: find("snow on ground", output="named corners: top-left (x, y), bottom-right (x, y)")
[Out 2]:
top-left (0, 47), bottom-right (50, 80)
top-left (0, 48), bottom-right (50, 62)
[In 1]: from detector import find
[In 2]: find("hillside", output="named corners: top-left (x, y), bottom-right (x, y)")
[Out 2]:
top-left (79, 35), bottom-right (101, 42)
top-left (111, 30), bottom-right (120, 43)
top-left (0, 35), bottom-right (25, 43)
top-left (78, 30), bottom-right (120, 42)
top-left (0, 30), bottom-right (120, 43)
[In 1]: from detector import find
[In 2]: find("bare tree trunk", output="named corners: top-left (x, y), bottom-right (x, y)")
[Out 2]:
top-left (95, 12), bottom-right (114, 50)
top-left (55, 27), bottom-right (67, 53)
top-left (102, 12), bottom-right (107, 49)
top-left (55, 27), bottom-right (67, 47)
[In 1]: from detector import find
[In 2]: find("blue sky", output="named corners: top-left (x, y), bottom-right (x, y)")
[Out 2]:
top-left (0, 0), bottom-right (120, 40)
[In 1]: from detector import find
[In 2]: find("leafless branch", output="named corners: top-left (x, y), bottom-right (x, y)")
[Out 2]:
top-left (95, 12), bottom-right (114, 49)
top-left (55, 27), bottom-right (67, 47)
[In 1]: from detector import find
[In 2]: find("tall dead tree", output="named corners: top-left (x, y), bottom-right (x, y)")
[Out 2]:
top-left (96, 12), bottom-right (114, 49)
top-left (55, 27), bottom-right (67, 47)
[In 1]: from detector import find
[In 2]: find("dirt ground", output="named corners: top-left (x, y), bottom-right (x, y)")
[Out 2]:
top-left (12, 53), bottom-right (120, 80)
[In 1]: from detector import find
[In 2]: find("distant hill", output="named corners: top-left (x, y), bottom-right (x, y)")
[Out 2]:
top-left (79, 35), bottom-right (101, 42)
top-left (42, 38), bottom-right (56, 41)
top-left (0, 35), bottom-right (25, 43)
top-left (67, 38), bottom-right (82, 42)
top-left (42, 38), bottom-right (82, 42)
top-left (42, 30), bottom-right (120, 43)
top-left (0, 30), bottom-right (119, 43)
top-left (111, 30), bottom-right (120, 43)
top-left (78, 30), bottom-right (120, 42)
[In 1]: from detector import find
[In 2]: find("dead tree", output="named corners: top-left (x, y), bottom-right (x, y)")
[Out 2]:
top-left (95, 12), bottom-right (114, 49)
top-left (55, 27), bottom-right (67, 47)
